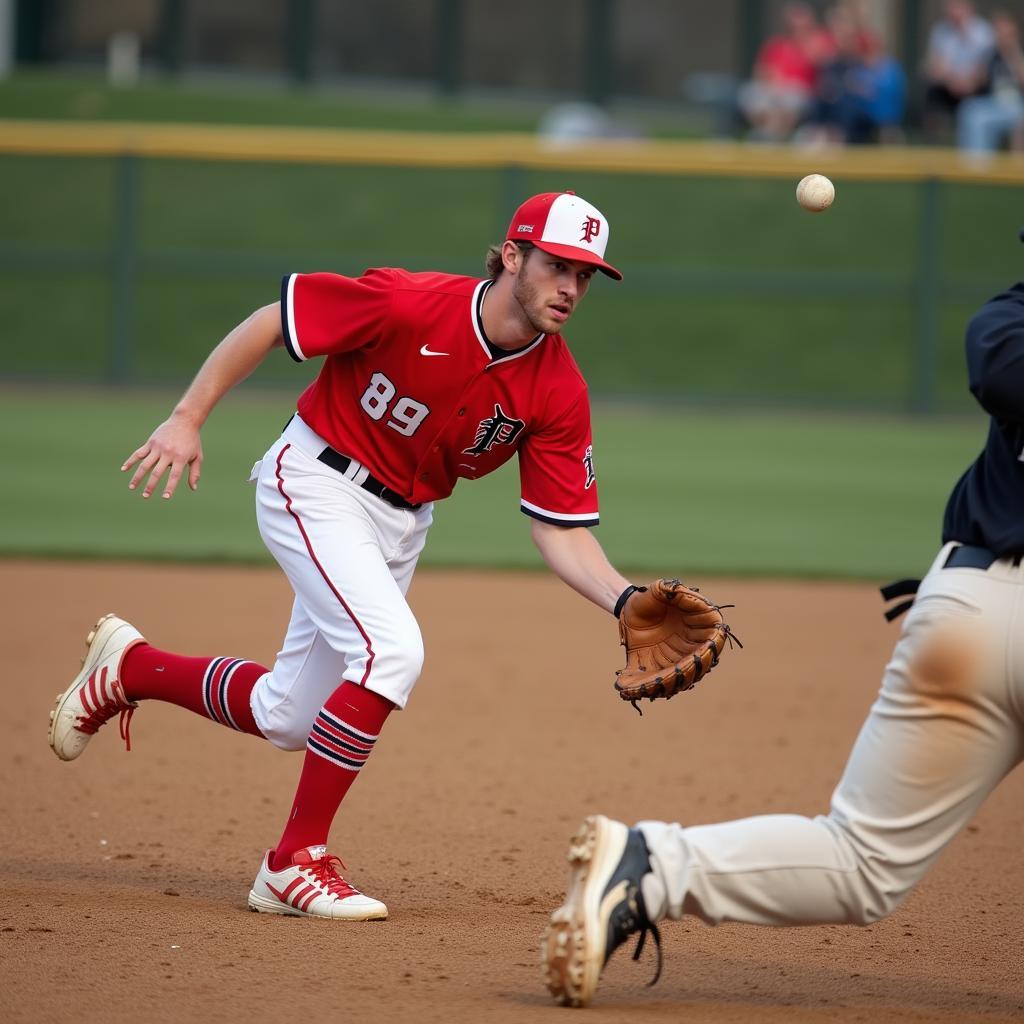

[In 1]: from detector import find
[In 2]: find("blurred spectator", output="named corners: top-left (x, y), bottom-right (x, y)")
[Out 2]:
top-left (537, 102), bottom-right (643, 147)
top-left (841, 0), bottom-right (885, 57)
top-left (737, 2), bottom-right (835, 142)
top-left (859, 38), bottom-right (908, 142)
top-left (923, 0), bottom-right (995, 141)
top-left (957, 11), bottom-right (1024, 154)
top-left (800, 3), bottom-right (905, 146)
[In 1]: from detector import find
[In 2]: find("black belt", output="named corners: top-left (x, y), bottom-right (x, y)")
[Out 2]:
top-left (316, 447), bottom-right (421, 511)
top-left (880, 545), bottom-right (1022, 622)
top-left (943, 544), bottom-right (1021, 570)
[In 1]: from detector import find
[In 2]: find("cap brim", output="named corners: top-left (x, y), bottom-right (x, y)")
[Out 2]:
top-left (529, 240), bottom-right (623, 281)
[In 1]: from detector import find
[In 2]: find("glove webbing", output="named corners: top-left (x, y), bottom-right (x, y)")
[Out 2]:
top-left (627, 620), bottom-right (743, 716)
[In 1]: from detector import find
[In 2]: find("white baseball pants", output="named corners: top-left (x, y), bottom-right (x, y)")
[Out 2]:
top-left (638, 543), bottom-right (1024, 926)
top-left (248, 415), bottom-right (433, 750)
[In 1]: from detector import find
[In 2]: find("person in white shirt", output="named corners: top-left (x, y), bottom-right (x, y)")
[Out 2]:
top-left (957, 11), bottom-right (1024, 155)
top-left (923, 0), bottom-right (995, 140)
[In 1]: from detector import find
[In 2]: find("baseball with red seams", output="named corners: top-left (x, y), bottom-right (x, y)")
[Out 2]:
top-left (796, 173), bottom-right (835, 212)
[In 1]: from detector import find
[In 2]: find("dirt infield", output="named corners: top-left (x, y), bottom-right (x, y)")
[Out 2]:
top-left (3, 560), bottom-right (1022, 1023)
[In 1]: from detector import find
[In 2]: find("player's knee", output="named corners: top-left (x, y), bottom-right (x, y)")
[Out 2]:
top-left (258, 718), bottom-right (311, 751)
top-left (825, 817), bottom-right (915, 925)
top-left (355, 625), bottom-right (424, 709)
top-left (257, 706), bottom-right (312, 751)
top-left (249, 674), bottom-right (314, 751)
top-left (849, 889), bottom-right (905, 925)
top-left (401, 635), bottom-right (425, 687)
top-left (845, 858), bottom-right (913, 925)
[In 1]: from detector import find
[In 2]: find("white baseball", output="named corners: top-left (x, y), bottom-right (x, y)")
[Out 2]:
top-left (796, 174), bottom-right (835, 213)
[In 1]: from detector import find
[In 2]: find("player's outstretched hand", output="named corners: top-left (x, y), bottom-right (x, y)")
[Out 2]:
top-left (122, 413), bottom-right (204, 500)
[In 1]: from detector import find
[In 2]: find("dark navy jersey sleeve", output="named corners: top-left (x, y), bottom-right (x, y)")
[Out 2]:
top-left (942, 282), bottom-right (1024, 555)
top-left (965, 283), bottom-right (1024, 423)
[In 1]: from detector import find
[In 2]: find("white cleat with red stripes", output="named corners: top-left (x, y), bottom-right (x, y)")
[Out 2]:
top-left (49, 613), bottom-right (145, 761)
top-left (248, 846), bottom-right (388, 921)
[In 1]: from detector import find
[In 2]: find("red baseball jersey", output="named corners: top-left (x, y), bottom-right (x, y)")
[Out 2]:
top-left (280, 269), bottom-right (599, 525)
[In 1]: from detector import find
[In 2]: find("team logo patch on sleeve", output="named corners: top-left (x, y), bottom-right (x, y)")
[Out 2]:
top-left (463, 403), bottom-right (526, 456)
top-left (583, 445), bottom-right (596, 489)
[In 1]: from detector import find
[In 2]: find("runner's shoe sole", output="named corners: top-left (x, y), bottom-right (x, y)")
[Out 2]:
top-left (541, 814), bottom-right (630, 1007)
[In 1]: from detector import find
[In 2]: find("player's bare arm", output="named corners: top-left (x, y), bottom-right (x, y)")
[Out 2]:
top-left (529, 519), bottom-right (631, 613)
top-left (532, 518), bottom-right (735, 712)
top-left (122, 303), bottom-right (284, 500)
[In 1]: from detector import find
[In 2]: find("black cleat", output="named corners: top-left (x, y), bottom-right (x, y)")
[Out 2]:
top-left (541, 815), bottom-right (661, 1007)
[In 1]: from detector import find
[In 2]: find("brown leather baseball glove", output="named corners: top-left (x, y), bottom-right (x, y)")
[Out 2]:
top-left (614, 579), bottom-right (739, 711)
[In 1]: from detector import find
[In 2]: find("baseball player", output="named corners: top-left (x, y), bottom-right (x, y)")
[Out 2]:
top-left (48, 191), bottom-right (648, 921)
top-left (542, 278), bottom-right (1024, 1006)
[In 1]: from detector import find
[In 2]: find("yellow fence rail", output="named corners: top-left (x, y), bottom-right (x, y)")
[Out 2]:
top-left (2, 119), bottom-right (1024, 185)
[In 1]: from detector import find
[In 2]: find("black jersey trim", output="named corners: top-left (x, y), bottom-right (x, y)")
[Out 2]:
top-left (280, 273), bottom-right (304, 363)
top-left (473, 279), bottom-right (544, 364)
top-left (520, 502), bottom-right (599, 528)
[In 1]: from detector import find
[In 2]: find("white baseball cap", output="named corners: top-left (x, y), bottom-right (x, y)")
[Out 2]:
top-left (506, 191), bottom-right (622, 280)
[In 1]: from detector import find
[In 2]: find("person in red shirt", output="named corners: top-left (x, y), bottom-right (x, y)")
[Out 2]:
top-left (738, 1), bottom-right (836, 141)
top-left (48, 191), bottom-right (637, 921)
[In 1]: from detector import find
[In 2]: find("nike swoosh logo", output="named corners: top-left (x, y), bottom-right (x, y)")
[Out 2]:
top-left (420, 345), bottom-right (449, 357)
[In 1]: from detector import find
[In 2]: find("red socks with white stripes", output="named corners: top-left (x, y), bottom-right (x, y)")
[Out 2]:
top-left (270, 680), bottom-right (394, 870)
top-left (120, 644), bottom-right (266, 737)
top-left (120, 648), bottom-right (393, 870)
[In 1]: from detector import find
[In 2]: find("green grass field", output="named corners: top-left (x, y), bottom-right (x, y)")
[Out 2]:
top-left (2, 388), bottom-right (985, 579)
